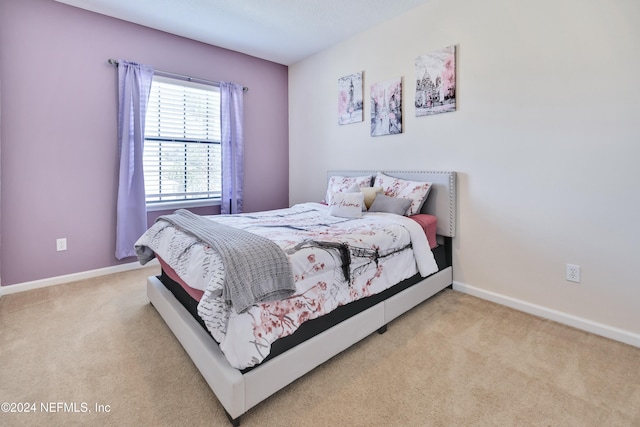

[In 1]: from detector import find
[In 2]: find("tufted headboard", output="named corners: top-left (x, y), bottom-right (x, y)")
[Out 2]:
top-left (326, 170), bottom-right (457, 238)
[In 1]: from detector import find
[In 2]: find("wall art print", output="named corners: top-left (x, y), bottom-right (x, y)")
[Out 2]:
top-left (338, 72), bottom-right (363, 125)
top-left (415, 45), bottom-right (456, 116)
top-left (370, 77), bottom-right (402, 136)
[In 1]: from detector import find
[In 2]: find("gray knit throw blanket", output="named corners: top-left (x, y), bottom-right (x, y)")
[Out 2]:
top-left (157, 209), bottom-right (295, 313)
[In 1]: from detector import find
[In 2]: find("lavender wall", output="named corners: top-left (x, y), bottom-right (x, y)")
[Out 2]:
top-left (0, 0), bottom-right (289, 286)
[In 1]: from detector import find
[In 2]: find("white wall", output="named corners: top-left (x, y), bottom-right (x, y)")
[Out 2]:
top-left (289, 0), bottom-right (640, 339)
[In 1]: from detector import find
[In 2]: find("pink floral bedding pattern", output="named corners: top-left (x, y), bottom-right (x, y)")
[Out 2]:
top-left (324, 174), bottom-right (373, 204)
top-left (135, 202), bottom-right (437, 369)
top-left (373, 172), bottom-right (432, 216)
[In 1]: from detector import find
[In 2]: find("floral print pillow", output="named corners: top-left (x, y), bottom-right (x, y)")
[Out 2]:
top-left (324, 175), bottom-right (373, 204)
top-left (373, 172), bottom-right (432, 216)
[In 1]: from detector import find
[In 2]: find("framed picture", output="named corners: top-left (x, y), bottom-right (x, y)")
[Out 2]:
top-left (338, 72), bottom-right (363, 125)
top-left (415, 45), bottom-right (456, 116)
top-left (370, 77), bottom-right (402, 136)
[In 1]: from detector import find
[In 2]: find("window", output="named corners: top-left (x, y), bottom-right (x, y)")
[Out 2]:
top-left (143, 75), bottom-right (221, 210)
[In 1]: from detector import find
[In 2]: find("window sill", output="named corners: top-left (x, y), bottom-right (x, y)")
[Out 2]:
top-left (146, 199), bottom-right (221, 212)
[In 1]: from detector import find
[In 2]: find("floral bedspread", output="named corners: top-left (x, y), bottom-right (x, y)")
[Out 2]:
top-left (136, 202), bottom-right (438, 369)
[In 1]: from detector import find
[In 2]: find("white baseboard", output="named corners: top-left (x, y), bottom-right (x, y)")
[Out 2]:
top-left (0, 259), bottom-right (159, 297)
top-left (453, 281), bottom-right (640, 349)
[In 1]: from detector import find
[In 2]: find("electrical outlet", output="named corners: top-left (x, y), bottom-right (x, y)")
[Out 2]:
top-left (56, 238), bottom-right (67, 252)
top-left (566, 264), bottom-right (580, 283)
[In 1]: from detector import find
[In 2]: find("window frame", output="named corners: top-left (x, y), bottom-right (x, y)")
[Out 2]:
top-left (143, 74), bottom-right (223, 211)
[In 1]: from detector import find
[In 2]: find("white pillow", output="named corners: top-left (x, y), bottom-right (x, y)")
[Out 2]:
top-left (373, 172), bottom-right (432, 216)
top-left (328, 192), bottom-right (365, 218)
top-left (325, 175), bottom-right (373, 205)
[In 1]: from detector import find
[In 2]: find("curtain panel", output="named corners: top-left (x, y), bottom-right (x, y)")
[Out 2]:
top-left (115, 60), bottom-right (154, 259)
top-left (220, 82), bottom-right (245, 215)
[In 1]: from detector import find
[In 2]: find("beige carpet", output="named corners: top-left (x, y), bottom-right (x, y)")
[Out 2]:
top-left (1, 266), bottom-right (639, 427)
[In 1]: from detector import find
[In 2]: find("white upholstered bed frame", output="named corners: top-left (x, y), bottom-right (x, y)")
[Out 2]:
top-left (146, 170), bottom-right (457, 425)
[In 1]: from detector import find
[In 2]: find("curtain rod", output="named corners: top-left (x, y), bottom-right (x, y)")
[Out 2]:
top-left (107, 59), bottom-right (248, 92)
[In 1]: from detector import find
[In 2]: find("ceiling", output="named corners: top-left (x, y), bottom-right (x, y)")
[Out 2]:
top-left (54, 0), bottom-right (434, 65)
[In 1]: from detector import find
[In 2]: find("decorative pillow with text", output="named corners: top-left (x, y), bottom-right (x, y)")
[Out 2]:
top-left (328, 191), bottom-right (365, 218)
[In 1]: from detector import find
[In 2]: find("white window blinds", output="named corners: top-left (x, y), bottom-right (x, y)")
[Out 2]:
top-left (143, 75), bottom-right (221, 204)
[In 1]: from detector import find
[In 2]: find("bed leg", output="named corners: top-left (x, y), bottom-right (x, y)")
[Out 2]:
top-left (224, 409), bottom-right (240, 427)
top-left (377, 325), bottom-right (388, 334)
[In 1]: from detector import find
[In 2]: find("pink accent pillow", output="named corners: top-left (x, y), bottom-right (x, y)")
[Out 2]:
top-left (373, 173), bottom-right (432, 216)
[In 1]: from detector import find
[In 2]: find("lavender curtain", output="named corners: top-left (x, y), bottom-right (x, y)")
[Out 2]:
top-left (220, 82), bottom-right (245, 215)
top-left (115, 60), bottom-right (154, 259)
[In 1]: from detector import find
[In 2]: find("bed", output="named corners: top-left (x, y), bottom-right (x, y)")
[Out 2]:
top-left (140, 170), bottom-right (456, 425)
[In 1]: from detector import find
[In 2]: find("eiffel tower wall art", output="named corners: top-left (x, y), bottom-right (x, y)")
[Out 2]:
top-left (338, 71), bottom-right (364, 125)
top-left (370, 77), bottom-right (403, 137)
top-left (415, 45), bottom-right (457, 117)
